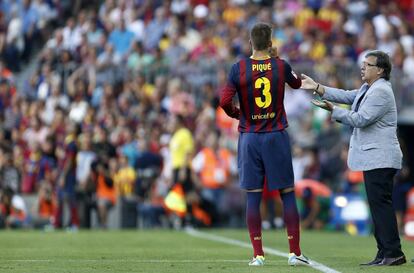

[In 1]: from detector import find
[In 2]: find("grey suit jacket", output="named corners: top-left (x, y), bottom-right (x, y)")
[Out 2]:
top-left (322, 78), bottom-right (402, 171)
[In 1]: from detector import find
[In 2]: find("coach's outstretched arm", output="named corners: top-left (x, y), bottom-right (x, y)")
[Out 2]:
top-left (301, 74), bottom-right (359, 105)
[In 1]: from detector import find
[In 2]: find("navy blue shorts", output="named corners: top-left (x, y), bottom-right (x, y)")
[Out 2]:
top-left (238, 130), bottom-right (294, 191)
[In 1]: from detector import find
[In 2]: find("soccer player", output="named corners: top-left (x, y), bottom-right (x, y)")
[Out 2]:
top-left (219, 22), bottom-right (310, 266)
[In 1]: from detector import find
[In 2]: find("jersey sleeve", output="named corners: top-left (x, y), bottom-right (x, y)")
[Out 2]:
top-left (219, 64), bottom-right (240, 119)
top-left (284, 60), bottom-right (301, 89)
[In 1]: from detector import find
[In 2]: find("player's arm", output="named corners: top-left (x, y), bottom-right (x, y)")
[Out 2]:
top-left (284, 61), bottom-right (301, 89)
top-left (220, 84), bottom-right (240, 119)
top-left (219, 65), bottom-right (240, 119)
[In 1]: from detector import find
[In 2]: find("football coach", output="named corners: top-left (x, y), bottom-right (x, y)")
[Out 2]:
top-left (301, 50), bottom-right (406, 266)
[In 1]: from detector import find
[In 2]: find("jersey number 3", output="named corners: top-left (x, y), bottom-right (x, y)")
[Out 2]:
top-left (254, 77), bottom-right (271, 108)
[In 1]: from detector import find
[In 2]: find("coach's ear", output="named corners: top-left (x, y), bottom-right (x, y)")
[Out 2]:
top-left (377, 67), bottom-right (384, 77)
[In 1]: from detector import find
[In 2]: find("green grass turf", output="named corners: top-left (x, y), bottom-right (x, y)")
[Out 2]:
top-left (0, 229), bottom-right (413, 273)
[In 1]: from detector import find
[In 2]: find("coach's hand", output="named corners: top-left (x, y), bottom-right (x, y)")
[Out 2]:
top-left (311, 99), bottom-right (334, 112)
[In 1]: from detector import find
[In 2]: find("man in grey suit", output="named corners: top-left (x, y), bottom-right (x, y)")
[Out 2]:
top-left (301, 50), bottom-right (406, 266)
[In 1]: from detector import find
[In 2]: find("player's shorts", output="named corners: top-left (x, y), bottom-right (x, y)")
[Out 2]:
top-left (238, 130), bottom-right (294, 191)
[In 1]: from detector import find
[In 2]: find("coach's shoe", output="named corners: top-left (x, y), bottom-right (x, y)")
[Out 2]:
top-left (376, 255), bottom-right (406, 266)
top-left (359, 257), bottom-right (383, 266)
top-left (248, 255), bottom-right (265, 266)
top-left (288, 253), bottom-right (310, 266)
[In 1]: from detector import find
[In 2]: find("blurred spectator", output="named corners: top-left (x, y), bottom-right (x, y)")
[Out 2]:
top-left (21, 142), bottom-right (42, 193)
top-left (92, 125), bottom-right (116, 165)
top-left (37, 136), bottom-right (57, 187)
top-left (144, 6), bottom-right (169, 50)
top-left (4, 7), bottom-right (23, 71)
top-left (76, 133), bottom-right (96, 188)
top-left (169, 114), bottom-right (194, 190)
top-left (31, 183), bottom-right (56, 229)
top-left (22, 116), bottom-right (49, 148)
top-left (0, 77), bottom-right (14, 113)
top-left (21, 0), bottom-right (40, 62)
top-left (108, 19), bottom-right (134, 62)
top-left (192, 131), bottom-right (235, 212)
top-left (62, 17), bottom-right (82, 51)
top-left (127, 41), bottom-right (154, 73)
top-left (54, 120), bottom-right (80, 229)
top-left (76, 132), bottom-right (96, 228)
top-left (300, 186), bottom-right (330, 230)
top-left (135, 139), bottom-right (165, 228)
top-left (168, 114), bottom-right (196, 226)
top-left (90, 158), bottom-right (116, 229)
top-left (114, 153), bottom-right (138, 228)
top-left (0, 187), bottom-right (27, 228)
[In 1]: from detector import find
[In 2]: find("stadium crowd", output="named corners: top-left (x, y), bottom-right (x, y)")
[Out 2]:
top-left (0, 0), bottom-right (414, 232)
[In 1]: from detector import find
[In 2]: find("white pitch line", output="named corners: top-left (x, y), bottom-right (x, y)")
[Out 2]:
top-left (8, 260), bottom-right (52, 262)
top-left (185, 227), bottom-right (341, 273)
top-left (7, 259), bottom-right (248, 263)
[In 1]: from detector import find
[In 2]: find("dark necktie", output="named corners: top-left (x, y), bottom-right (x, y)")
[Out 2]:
top-left (355, 86), bottom-right (369, 112)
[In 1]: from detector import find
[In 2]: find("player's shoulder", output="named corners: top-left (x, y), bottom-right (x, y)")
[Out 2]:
top-left (229, 57), bottom-right (249, 74)
top-left (233, 57), bottom-right (250, 66)
top-left (272, 56), bottom-right (289, 65)
top-left (274, 57), bottom-right (294, 71)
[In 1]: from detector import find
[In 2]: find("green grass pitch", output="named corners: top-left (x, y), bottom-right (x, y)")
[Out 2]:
top-left (0, 229), bottom-right (413, 273)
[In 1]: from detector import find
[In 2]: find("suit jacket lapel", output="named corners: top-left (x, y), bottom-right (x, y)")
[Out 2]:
top-left (352, 84), bottom-right (369, 111)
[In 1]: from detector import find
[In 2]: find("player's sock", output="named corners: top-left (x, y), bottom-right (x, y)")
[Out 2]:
top-left (280, 190), bottom-right (301, 256)
top-left (246, 191), bottom-right (264, 257)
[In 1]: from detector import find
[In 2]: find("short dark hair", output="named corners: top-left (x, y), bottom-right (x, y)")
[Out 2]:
top-left (250, 23), bottom-right (272, 51)
top-left (365, 50), bottom-right (391, 81)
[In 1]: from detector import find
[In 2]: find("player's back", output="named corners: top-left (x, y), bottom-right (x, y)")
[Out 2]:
top-left (229, 56), bottom-right (301, 133)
